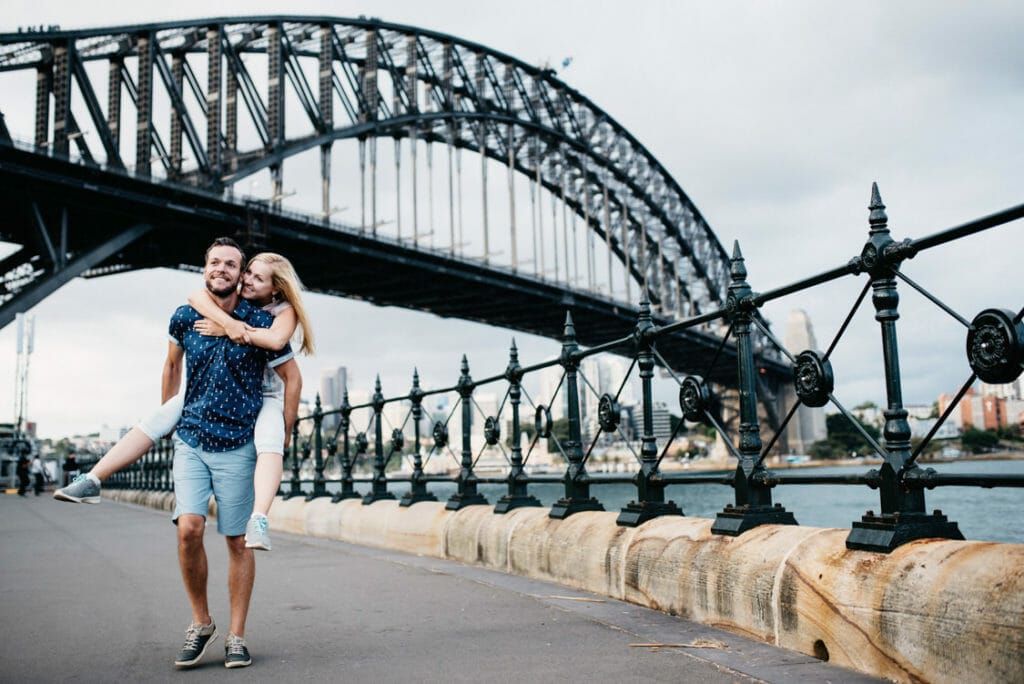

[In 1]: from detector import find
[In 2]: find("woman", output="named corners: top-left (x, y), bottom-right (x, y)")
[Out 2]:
top-left (55, 252), bottom-right (315, 552)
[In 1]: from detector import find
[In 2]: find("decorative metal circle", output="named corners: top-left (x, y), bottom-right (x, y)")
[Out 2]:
top-left (391, 428), bottom-right (405, 452)
top-left (860, 243), bottom-right (878, 271)
top-left (483, 416), bottom-right (501, 445)
top-left (432, 421), bottom-right (449, 449)
top-left (967, 308), bottom-right (1024, 384)
top-left (325, 438), bottom-right (338, 455)
top-left (354, 432), bottom-right (369, 454)
top-left (725, 293), bottom-right (739, 317)
top-left (597, 394), bottom-right (621, 432)
top-left (793, 350), bottom-right (834, 408)
top-left (534, 405), bottom-right (553, 438)
top-left (678, 376), bottom-right (710, 423)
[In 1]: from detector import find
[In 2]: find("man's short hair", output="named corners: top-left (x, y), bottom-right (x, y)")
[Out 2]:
top-left (205, 237), bottom-right (245, 266)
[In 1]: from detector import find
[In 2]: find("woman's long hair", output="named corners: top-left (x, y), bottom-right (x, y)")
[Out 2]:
top-left (249, 252), bottom-right (315, 355)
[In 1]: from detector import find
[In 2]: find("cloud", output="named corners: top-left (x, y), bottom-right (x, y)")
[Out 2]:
top-left (1, 1), bottom-right (1020, 438)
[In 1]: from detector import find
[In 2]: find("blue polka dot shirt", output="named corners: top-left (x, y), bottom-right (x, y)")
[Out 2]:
top-left (169, 299), bottom-right (293, 451)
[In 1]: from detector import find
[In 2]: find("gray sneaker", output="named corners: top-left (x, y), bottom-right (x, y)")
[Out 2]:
top-left (53, 474), bottom-right (101, 504)
top-left (224, 633), bottom-right (251, 668)
top-left (244, 514), bottom-right (272, 551)
top-left (174, 621), bottom-right (217, 667)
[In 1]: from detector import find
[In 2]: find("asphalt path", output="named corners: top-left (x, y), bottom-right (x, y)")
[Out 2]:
top-left (0, 492), bottom-right (881, 682)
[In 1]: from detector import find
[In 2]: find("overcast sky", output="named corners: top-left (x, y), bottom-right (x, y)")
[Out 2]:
top-left (1, 1), bottom-right (1021, 439)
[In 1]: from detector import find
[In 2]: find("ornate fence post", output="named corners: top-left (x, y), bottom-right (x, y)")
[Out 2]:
top-left (846, 184), bottom-right (963, 551)
top-left (332, 390), bottom-right (361, 502)
top-left (162, 440), bottom-right (172, 492)
top-left (284, 421), bottom-right (304, 499)
top-left (401, 369), bottom-right (437, 506)
top-left (618, 301), bottom-right (683, 525)
top-left (551, 312), bottom-right (604, 519)
top-left (711, 242), bottom-right (797, 535)
top-left (363, 376), bottom-right (396, 504)
top-left (446, 355), bottom-right (488, 510)
top-left (496, 340), bottom-right (541, 513)
top-left (306, 394), bottom-right (328, 500)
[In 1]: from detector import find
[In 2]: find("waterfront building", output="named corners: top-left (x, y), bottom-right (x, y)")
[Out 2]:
top-left (782, 309), bottom-right (827, 453)
top-left (939, 387), bottom-right (1018, 432)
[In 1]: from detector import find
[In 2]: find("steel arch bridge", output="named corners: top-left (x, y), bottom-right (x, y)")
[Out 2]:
top-left (0, 16), bottom-right (786, 385)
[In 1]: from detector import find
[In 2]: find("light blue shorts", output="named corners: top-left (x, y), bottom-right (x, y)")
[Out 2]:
top-left (172, 437), bottom-right (256, 536)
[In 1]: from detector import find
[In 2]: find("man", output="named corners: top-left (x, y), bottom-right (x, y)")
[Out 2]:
top-left (16, 452), bottom-right (29, 496)
top-left (29, 453), bottom-right (49, 495)
top-left (165, 237), bottom-right (300, 669)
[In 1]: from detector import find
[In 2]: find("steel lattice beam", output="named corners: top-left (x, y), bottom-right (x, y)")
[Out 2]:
top-left (0, 17), bottom-right (786, 387)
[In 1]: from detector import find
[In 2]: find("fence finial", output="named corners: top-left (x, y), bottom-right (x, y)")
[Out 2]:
top-left (869, 182), bottom-right (888, 231)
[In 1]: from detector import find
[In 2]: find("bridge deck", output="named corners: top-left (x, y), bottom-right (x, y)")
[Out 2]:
top-left (1, 493), bottom-right (878, 682)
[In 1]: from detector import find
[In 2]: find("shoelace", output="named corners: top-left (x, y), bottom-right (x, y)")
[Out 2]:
top-left (226, 636), bottom-right (247, 656)
top-left (253, 517), bottom-right (268, 534)
top-left (182, 624), bottom-right (206, 649)
top-left (70, 474), bottom-right (89, 485)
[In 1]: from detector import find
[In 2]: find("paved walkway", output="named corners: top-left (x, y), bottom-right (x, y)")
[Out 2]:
top-left (1, 493), bottom-right (880, 682)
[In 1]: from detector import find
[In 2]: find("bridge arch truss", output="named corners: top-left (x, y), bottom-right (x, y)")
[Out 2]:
top-left (0, 16), bottom-right (733, 322)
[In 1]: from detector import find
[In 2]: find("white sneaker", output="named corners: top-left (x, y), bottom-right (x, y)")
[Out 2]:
top-left (244, 515), bottom-right (272, 551)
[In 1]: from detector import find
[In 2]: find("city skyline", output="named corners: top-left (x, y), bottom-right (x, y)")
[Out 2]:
top-left (1, 1), bottom-right (1021, 439)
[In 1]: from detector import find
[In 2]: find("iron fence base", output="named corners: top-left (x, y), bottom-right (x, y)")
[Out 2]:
top-left (362, 491), bottom-right (396, 505)
top-left (445, 492), bottom-right (489, 510)
top-left (711, 503), bottom-right (798, 536)
top-left (305, 486), bottom-right (329, 502)
top-left (400, 490), bottom-right (439, 507)
top-left (494, 494), bottom-right (542, 514)
top-left (846, 511), bottom-right (964, 552)
top-left (331, 490), bottom-right (362, 503)
top-left (549, 497), bottom-right (605, 519)
top-left (616, 500), bottom-right (684, 527)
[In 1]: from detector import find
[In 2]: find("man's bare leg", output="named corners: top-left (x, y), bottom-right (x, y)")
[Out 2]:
top-left (226, 535), bottom-right (255, 638)
top-left (177, 514), bottom-right (211, 624)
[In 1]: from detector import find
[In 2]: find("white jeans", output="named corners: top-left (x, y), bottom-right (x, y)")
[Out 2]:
top-left (138, 393), bottom-right (285, 455)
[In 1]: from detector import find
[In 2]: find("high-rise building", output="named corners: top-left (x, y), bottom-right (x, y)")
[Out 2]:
top-left (651, 401), bottom-right (673, 441)
top-left (783, 309), bottom-right (827, 453)
top-left (319, 366), bottom-right (348, 431)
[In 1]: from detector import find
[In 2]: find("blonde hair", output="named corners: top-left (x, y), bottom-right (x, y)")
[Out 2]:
top-left (249, 252), bottom-right (315, 355)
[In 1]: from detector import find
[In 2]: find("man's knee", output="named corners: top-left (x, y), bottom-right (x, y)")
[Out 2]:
top-left (224, 533), bottom-right (249, 555)
top-left (177, 514), bottom-right (206, 545)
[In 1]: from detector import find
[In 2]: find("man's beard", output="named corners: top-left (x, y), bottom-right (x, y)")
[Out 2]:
top-left (206, 279), bottom-right (239, 298)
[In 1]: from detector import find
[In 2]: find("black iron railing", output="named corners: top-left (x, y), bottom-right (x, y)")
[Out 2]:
top-left (103, 185), bottom-right (1024, 552)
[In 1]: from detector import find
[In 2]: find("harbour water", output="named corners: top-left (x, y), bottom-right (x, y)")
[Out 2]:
top-left (341, 459), bottom-right (1024, 545)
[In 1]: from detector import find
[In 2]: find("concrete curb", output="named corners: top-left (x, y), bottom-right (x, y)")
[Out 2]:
top-left (107, 488), bottom-right (1024, 683)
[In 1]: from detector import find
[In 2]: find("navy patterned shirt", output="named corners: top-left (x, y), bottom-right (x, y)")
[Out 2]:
top-left (168, 299), bottom-right (293, 451)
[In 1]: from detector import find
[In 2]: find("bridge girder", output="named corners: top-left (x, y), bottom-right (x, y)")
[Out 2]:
top-left (0, 142), bottom-right (789, 388)
top-left (0, 16), bottom-right (788, 391)
top-left (0, 16), bottom-right (732, 320)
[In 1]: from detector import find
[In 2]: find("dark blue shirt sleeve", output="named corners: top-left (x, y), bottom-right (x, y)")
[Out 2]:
top-left (168, 305), bottom-right (193, 347)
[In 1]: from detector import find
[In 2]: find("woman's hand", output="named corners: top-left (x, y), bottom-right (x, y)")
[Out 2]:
top-left (194, 318), bottom-right (227, 338)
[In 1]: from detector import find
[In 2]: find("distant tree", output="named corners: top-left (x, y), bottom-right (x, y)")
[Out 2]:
top-left (548, 417), bottom-right (570, 454)
top-left (808, 439), bottom-right (837, 460)
top-left (997, 424), bottom-right (1022, 442)
top-left (825, 413), bottom-right (881, 457)
top-left (961, 428), bottom-right (999, 453)
top-left (910, 436), bottom-right (942, 460)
